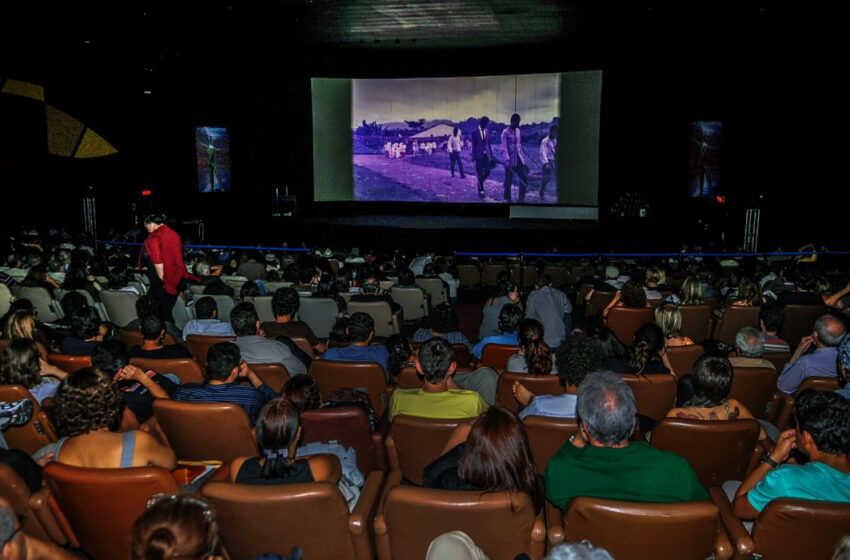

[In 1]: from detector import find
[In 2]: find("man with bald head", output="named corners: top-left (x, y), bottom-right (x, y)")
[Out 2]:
top-left (777, 314), bottom-right (846, 394)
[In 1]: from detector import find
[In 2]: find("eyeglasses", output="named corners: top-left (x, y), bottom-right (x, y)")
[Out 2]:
top-left (0, 516), bottom-right (25, 548)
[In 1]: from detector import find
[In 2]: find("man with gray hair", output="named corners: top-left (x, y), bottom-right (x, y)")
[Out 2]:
top-left (729, 326), bottom-right (775, 370)
top-left (777, 314), bottom-right (846, 394)
top-left (545, 371), bottom-right (707, 510)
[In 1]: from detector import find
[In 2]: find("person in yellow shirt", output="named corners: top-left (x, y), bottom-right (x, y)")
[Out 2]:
top-left (390, 337), bottom-right (487, 421)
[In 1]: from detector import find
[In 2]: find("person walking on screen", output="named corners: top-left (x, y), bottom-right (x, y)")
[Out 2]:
top-left (447, 127), bottom-right (466, 179)
top-left (540, 124), bottom-right (558, 198)
top-left (501, 113), bottom-right (529, 203)
top-left (206, 142), bottom-right (218, 192)
top-left (471, 116), bottom-right (493, 199)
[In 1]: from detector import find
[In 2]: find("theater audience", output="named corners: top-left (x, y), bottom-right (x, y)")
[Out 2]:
top-left (506, 318), bottom-right (556, 374)
top-left (606, 323), bottom-right (673, 376)
top-left (759, 303), bottom-right (791, 353)
top-left (61, 307), bottom-right (107, 355)
top-left (49, 368), bottom-right (176, 469)
top-left (473, 303), bottom-right (522, 359)
top-left (729, 326), bottom-right (775, 370)
top-left (321, 312), bottom-right (390, 376)
top-left (261, 287), bottom-right (326, 354)
top-left (672, 275), bottom-right (706, 305)
top-left (727, 278), bottom-right (763, 307)
top-left (838, 335), bottom-right (850, 402)
top-left (231, 302), bottom-right (306, 375)
top-left (412, 303), bottom-right (471, 349)
top-left (385, 334), bottom-right (414, 380)
top-left (236, 251), bottom-right (267, 281)
top-left (172, 341), bottom-right (276, 424)
top-left (778, 314), bottom-right (845, 393)
top-left (654, 304), bottom-right (694, 347)
top-left (644, 266), bottom-right (666, 300)
top-left (478, 280), bottom-right (520, 340)
top-left (125, 294), bottom-right (183, 344)
top-left (0, 339), bottom-right (66, 403)
top-left (3, 309), bottom-right (49, 359)
top-left (181, 296), bottom-right (235, 340)
top-left (389, 338), bottom-right (487, 420)
top-left (131, 494), bottom-right (226, 560)
top-left (129, 314), bottom-right (192, 360)
top-left (20, 264), bottom-right (60, 296)
top-left (602, 279), bottom-right (649, 320)
top-left (282, 374), bottom-right (377, 431)
top-left (545, 371), bottom-right (707, 509)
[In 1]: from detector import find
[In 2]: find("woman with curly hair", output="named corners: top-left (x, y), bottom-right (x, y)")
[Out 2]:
top-left (602, 279), bottom-right (649, 320)
top-left (49, 368), bottom-right (176, 469)
top-left (0, 339), bottom-right (67, 403)
top-left (506, 318), bottom-right (556, 375)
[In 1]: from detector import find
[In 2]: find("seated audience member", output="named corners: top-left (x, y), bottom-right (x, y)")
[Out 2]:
top-left (435, 258), bottom-right (460, 303)
top-left (231, 302), bottom-right (306, 375)
top-left (507, 318), bottom-right (557, 374)
top-left (124, 294), bottom-right (183, 343)
top-left (3, 309), bottom-right (49, 359)
top-left (172, 341), bottom-right (276, 424)
top-left (106, 269), bottom-right (139, 295)
top-left (412, 303), bottom-right (471, 349)
top-left (644, 267), bottom-right (667, 300)
top-left (238, 280), bottom-right (261, 303)
top-left (131, 494), bottom-right (225, 560)
top-left (261, 287), bottom-right (326, 354)
top-left (20, 264), bottom-right (60, 296)
top-left (0, 497), bottom-right (76, 559)
top-left (727, 278), bottom-right (763, 307)
top-left (729, 326), bottom-right (775, 370)
top-left (602, 279), bottom-right (649, 320)
top-left (389, 338), bottom-right (487, 421)
top-left (422, 406), bottom-right (544, 510)
top-left (513, 331), bottom-right (607, 420)
top-left (838, 335), bottom-right (850, 401)
top-left (350, 278), bottom-right (402, 314)
top-left (50, 368), bottom-right (176, 469)
top-left (202, 278), bottom-right (235, 298)
top-left (731, 391), bottom-right (850, 520)
top-left (545, 371), bottom-right (707, 509)
top-left (666, 275), bottom-right (706, 305)
top-left (321, 312), bottom-right (390, 375)
top-left (667, 355), bottom-right (768, 440)
top-left (61, 264), bottom-right (101, 302)
top-left (759, 302), bottom-right (791, 353)
top-left (283, 374), bottom-right (377, 431)
top-left (655, 304), bottom-right (694, 347)
top-left (316, 273), bottom-right (347, 313)
top-left (397, 268), bottom-right (425, 292)
top-left (472, 303), bottom-right (522, 359)
top-left (0, 339), bottom-right (67, 403)
top-left (92, 339), bottom-right (176, 423)
top-left (181, 296), bottom-right (235, 340)
top-left (606, 323), bottom-right (673, 376)
top-left (327, 316), bottom-right (350, 348)
top-left (54, 290), bottom-right (89, 329)
top-left (590, 326), bottom-right (628, 367)
top-left (582, 265), bottom-right (623, 306)
top-left (228, 398), bottom-right (337, 486)
top-left (236, 252), bottom-right (267, 282)
top-left (385, 334), bottom-right (415, 380)
top-left (426, 533), bottom-right (614, 560)
top-left (525, 274), bottom-right (572, 350)
top-left (61, 307), bottom-right (107, 355)
top-left (778, 314), bottom-right (846, 394)
top-left (129, 314), bottom-right (192, 360)
top-left (478, 280), bottom-right (520, 340)
top-left (775, 272), bottom-right (829, 306)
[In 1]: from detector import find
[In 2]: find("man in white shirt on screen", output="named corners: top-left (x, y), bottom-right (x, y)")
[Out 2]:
top-left (447, 127), bottom-right (466, 178)
top-left (501, 113), bottom-right (529, 203)
top-left (540, 124), bottom-right (558, 197)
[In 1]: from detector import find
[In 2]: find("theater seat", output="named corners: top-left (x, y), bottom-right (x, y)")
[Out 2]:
top-left (780, 304), bottom-right (827, 349)
top-left (301, 405), bottom-right (387, 473)
top-left (347, 300), bottom-right (402, 338)
top-left (186, 334), bottom-right (236, 368)
top-left (480, 344), bottom-right (519, 370)
top-left (416, 277), bottom-right (448, 307)
top-left (310, 359), bottom-right (392, 417)
top-left (46, 353), bottom-right (91, 374)
top-left (391, 287), bottom-right (428, 322)
top-left (0, 385), bottom-right (57, 454)
top-left (665, 344), bottom-right (704, 378)
top-left (713, 306), bottom-right (761, 345)
top-left (522, 415), bottom-right (579, 475)
top-left (43, 462), bottom-right (180, 560)
top-left (386, 414), bottom-right (476, 486)
top-left (495, 372), bottom-right (563, 413)
top-left (678, 305), bottom-right (713, 342)
top-left (606, 307), bottom-right (654, 345)
top-left (202, 472), bottom-right (384, 560)
top-left (728, 367), bottom-right (777, 420)
top-left (153, 399), bottom-right (258, 462)
top-left (650, 418), bottom-right (761, 488)
top-left (248, 362), bottom-right (290, 393)
top-left (618, 373), bottom-right (677, 421)
top-left (129, 356), bottom-right (205, 385)
top-left (552, 497), bottom-right (728, 560)
top-left (762, 351), bottom-right (791, 373)
top-left (770, 376), bottom-right (841, 431)
top-left (375, 484), bottom-right (545, 560)
top-left (0, 464), bottom-right (66, 545)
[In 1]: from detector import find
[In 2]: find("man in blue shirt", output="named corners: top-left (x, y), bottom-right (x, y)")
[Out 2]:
top-left (182, 296), bottom-right (235, 341)
top-left (172, 341), bottom-right (276, 424)
top-left (472, 303), bottom-right (522, 359)
top-left (777, 314), bottom-right (845, 393)
top-left (321, 312), bottom-right (390, 377)
top-left (732, 391), bottom-right (850, 519)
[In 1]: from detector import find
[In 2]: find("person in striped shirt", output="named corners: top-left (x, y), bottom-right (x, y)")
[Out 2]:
top-left (759, 303), bottom-right (791, 353)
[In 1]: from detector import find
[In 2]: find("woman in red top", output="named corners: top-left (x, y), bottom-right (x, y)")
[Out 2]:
top-left (142, 212), bottom-right (197, 322)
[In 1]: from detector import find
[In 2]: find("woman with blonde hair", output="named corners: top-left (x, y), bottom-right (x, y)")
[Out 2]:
top-left (654, 304), bottom-right (694, 347)
top-left (3, 309), bottom-right (49, 360)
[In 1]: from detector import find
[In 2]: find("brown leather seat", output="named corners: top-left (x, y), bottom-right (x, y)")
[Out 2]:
top-left (679, 305), bottom-right (714, 341)
top-left (0, 385), bottom-right (57, 454)
top-left (618, 373), bottom-right (677, 421)
top-left (289, 336), bottom-right (316, 359)
top-left (665, 344), bottom-right (705, 378)
top-left (780, 304), bottom-right (827, 349)
top-left (301, 405), bottom-right (387, 473)
top-left (495, 372), bottom-right (563, 413)
top-left (797, 375), bottom-right (840, 392)
top-left (43, 462), bottom-right (180, 560)
top-left (728, 367), bottom-right (777, 420)
top-left (396, 365), bottom-right (422, 389)
top-left (129, 356), bottom-right (205, 385)
top-left (310, 359), bottom-right (392, 417)
top-left (713, 306), bottom-right (761, 345)
top-left (607, 307), bottom-right (655, 345)
top-left (480, 344), bottom-right (519, 370)
top-left (712, 490), bottom-right (850, 560)
top-left (375, 484), bottom-right (545, 560)
top-left (762, 351), bottom-right (791, 372)
top-left (586, 290), bottom-right (616, 318)
top-left (153, 399), bottom-right (258, 462)
top-left (0, 464), bottom-right (66, 545)
top-left (46, 353), bottom-right (91, 373)
top-left (386, 414), bottom-right (475, 486)
top-left (118, 328), bottom-right (178, 348)
top-left (522, 415), bottom-right (579, 475)
top-left (553, 497), bottom-right (726, 560)
top-left (248, 362), bottom-right (290, 393)
top-left (650, 418), bottom-right (761, 488)
top-left (770, 376), bottom-right (843, 431)
top-left (202, 472), bottom-right (384, 560)
top-left (185, 334), bottom-right (236, 368)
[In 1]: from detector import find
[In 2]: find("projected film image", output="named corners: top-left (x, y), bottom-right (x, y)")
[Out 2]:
top-left (688, 121), bottom-right (721, 198)
top-left (196, 126), bottom-right (231, 193)
top-left (352, 74), bottom-right (560, 204)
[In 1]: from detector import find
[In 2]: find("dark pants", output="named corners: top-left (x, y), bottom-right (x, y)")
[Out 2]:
top-left (450, 152), bottom-right (465, 177)
top-left (504, 162), bottom-right (529, 202)
top-left (541, 162), bottom-right (555, 194)
top-left (151, 282), bottom-right (178, 324)
top-left (474, 157), bottom-right (490, 194)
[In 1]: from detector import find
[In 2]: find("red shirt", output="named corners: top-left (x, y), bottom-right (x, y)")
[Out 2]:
top-left (142, 224), bottom-right (197, 295)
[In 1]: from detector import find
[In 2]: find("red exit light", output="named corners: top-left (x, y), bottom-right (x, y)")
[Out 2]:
top-left (141, 189), bottom-right (152, 197)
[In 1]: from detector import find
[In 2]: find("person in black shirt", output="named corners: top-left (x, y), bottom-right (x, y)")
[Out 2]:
top-left (128, 314), bottom-right (192, 360)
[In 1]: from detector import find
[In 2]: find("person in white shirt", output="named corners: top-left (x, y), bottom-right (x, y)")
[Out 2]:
top-left (500, 113), bottom-right (528, 202)
top-left (447, 128), bottom-right (466, 178)
top-left (539, 124), bottom-right (558, 196)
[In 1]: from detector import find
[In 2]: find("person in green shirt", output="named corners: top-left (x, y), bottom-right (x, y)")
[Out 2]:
top-left (389, 337), bottom-right (487, 421)
top-left (545, 371), bottom-right (708, 509)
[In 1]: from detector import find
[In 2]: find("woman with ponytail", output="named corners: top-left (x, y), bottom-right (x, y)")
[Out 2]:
top-left (607, 323), bottom-right (675, 377)
top-left (228, 398), bottom-right (338, 485)
top-left (506, 318), bottom-right (557, 375)
top-left (132, 494), bottom-right (227, 560)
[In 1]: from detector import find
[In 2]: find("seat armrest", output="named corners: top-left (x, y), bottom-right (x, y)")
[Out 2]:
top-left (373, 471), bottom-right (401, 560)
top-left (28, 488), bottom-right (68, 547)
top-left (773, 393), bottom-right (795, 431)
top-left (530, 508), bottom-right (547, 560)
top-left (385, 434), bottom-right (400, 472)
top-left (349, 471), bottom-right (385, 537)
top-left (370, 429), bottom-right (389, 473)
top-left (545, 500), bottom-right (565, 546)
top-left (708, 487), bottom-right (754, 559)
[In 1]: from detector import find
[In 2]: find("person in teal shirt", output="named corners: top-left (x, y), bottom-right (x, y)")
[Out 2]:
top-left (732, 390), bottom-right (850, 519)
top-left (545, 371), bottom-right (707, 510)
